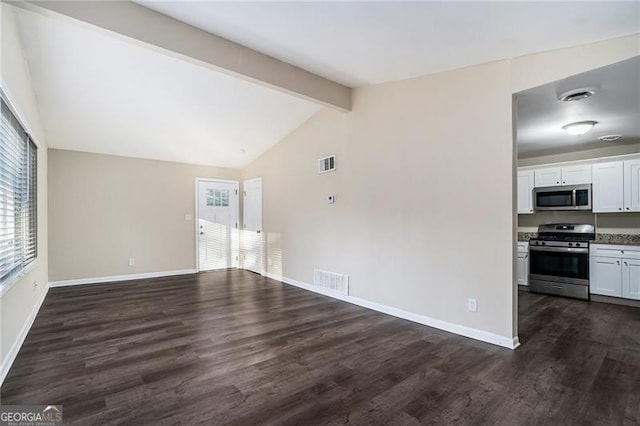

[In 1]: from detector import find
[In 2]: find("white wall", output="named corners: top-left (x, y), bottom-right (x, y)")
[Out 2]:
top-left (243, 60), bottom-right (517, 345)
top-left (0, 4), bottom-right (49, 382)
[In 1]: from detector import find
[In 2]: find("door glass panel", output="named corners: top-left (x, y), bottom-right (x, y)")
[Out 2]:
top-left (206, 189), bottom-right (230, 207)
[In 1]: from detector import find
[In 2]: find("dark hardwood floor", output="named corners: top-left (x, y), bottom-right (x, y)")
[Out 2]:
top-left (2, 270), bottom-right (640, 425)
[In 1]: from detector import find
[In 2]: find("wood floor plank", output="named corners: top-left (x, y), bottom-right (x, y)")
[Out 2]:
top-left (2, 269), bottom-right (640, 425)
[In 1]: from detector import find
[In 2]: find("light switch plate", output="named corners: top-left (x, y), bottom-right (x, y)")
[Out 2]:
top-left (184, 213), bottom-right (193, 221)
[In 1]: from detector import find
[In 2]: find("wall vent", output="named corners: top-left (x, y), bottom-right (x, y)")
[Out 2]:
top-left (313, 269), bottom-right (349, 295)
top-left (318, 155), bottom-right (336, 174)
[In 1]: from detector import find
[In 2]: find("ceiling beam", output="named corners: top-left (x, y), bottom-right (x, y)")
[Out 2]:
top-left (11, 1), bottom-right (352, 111)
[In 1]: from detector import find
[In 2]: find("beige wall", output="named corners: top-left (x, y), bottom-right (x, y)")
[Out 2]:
top-left (48, 150), bottom-right (240, 281)
top-left (244, 60), bottom-right (516, 341)
top-left (0, 4), bottom-right (49, 371)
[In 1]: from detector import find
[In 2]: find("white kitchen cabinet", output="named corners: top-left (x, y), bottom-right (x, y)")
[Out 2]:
top-left (517, 171), bottom-right (534, 214)
top-left (561, 165), bottom-right (592, 185)
top-left (622, 258), bottom-right (640, 300)
top-left (534, 167), bottom-right (562, 187)
top-left (590, 244), bottom-right (640, 299)
top-left (624, 159), bottom-right (640, 212)
top-left (592, 161), bottom-right (624, 213)
top-left (590, 256), bottom-right (623, 297)
top-left (516, 242), bottom-right (529, 286)
top-left (533, 165), bottom-right (591, 188)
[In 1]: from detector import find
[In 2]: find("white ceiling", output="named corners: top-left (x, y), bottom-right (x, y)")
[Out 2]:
top-left (14, 8), bottom-right (321, 168)
top-left (516, 57), bottom-right (640, 158)
top-left (138, 1), bottom-right (640, 87)
top-left (13, 2), bottom-right (640, 167)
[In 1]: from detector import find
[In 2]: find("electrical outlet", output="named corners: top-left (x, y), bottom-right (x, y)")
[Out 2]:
top-left (128, 258), bottom-right (135, 267)
top-left (184, 213), bottom-right (192, 221)
top-left (33, 280), bottom-right (38, 292)
top-left (468, 298), bottom-right (477, 312)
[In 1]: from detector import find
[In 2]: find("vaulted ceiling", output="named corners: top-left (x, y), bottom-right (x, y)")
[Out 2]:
top-left (10, 1), bottom-right (640, 167)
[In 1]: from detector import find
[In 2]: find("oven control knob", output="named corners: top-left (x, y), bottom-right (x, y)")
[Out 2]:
top-left (576, 243), bottom-right (581, 247)
top-left (541, 242), bottom-right (546, 246)
top-left (569, 243), bottom-right (573, 247)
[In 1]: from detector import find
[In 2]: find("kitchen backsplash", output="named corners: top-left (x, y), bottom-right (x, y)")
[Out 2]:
top-left (518, 211), bottom-right (640, 234)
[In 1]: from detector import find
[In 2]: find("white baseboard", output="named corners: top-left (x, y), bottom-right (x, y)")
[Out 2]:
top-left (266, 272), bottom-right (520, 350)
top-left (0, 282), bottom-right (50, 386)
top-left (49, 269), bottom-right (197, 288)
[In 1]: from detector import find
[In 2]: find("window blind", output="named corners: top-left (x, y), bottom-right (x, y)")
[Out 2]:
top-left (0, 98), bottom-right (37, 284)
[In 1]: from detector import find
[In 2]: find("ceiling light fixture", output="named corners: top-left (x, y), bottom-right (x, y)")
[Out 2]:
top-left (558, 88), bottom-right (596, 102)
top-left (562, 120), bottom-right (597, 135)
top-left (598, 134), bottom-right (623, 142)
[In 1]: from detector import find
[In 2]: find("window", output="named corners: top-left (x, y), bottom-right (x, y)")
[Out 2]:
top-left (206, 189), bottom-right (229, 207)
top-left (0, 98), bottom-right (37, 285)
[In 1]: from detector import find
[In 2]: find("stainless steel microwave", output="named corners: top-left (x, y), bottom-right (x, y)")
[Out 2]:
top-left (533, 184), bottom-right (592, 211)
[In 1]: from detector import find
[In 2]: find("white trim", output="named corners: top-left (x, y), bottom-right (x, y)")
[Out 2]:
top-left (0, 78), bottom-right (42, 149)
top-left (0, 282), bottom-right (49, 386)
top-left (49, 269), bottom-right (197, 288)
top-left (266, 272), bottom-right (520, 350)
top-left (194, 178), bottom-right (241, 273)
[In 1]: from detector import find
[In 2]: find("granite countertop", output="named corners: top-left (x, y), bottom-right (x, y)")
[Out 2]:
top-left (590, 234), bottom-right (640, 246)
top-left (518, 232), bottom-right (640, 246)
top-left (517, 232), bottom-right (536, 242)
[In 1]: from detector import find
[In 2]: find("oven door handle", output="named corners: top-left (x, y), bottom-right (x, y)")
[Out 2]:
top-left (529, 246), bottom-right (589, 254)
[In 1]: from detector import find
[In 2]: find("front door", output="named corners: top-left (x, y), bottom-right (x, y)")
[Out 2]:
top-left (197, 180), bottom-right (239, 271)
top-left (242, 178), bottom-right (263, 275)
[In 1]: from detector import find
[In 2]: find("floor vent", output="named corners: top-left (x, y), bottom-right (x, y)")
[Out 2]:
top-left (318, 155), bottom-right (336, 174)
top-left (313, 269), bottom-right (349, 295)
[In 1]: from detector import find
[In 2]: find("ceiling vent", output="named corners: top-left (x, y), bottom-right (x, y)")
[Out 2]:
top-left (318, 155), bottom-right (336, 174)
top-left (558, 88), bottom-right (596, 102)
top-left (598, 134), bottom-right (623, 142)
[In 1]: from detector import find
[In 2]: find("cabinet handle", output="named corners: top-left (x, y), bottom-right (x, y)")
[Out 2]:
top-left (617, 260), bottom-right (620, 265)
top-left (626, 207), bottom-right (630, 210)
top-left (624, 261), bottom-right (628, 266)
top-left (556, 181), bottom-right (560, 184)
top-left (619, 208), bottom-right (622, 211)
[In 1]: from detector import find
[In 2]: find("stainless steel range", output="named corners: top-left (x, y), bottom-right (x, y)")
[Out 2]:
top-left (529, 223), bottom-right (595, 300)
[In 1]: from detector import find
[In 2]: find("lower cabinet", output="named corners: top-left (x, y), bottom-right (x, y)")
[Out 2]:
top-left (516, 242), bottom-right (529, 286)
top-left (590, 244), bottom-right (640, 300)
top-left (590, 256), bottom-right (622, 297)
top-left (623, 258), bottom-right (640, 300)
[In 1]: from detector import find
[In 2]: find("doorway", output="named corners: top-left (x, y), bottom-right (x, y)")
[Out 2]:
top-left (196, 179), bottom-right (239, 271)
top-left (242, 177), bottom-right (263, 275)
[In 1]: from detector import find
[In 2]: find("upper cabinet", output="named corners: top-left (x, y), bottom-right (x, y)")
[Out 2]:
top-left (561, 165), bottom-right (592, 185)
top-left (517, 170), bottom-right (534, 214)
top-left (519, 155), bottom-right (640, 214)
top-left (534, 165), bottom-right (591, 187)
top-left (534, 167), bottom-right (561, 187)
top-left (592, 162), bottom-right (624, 213)
top-left (592, 160), bottom-right (640, 213)
top-left (624, 159), bottom-right (640, 212)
